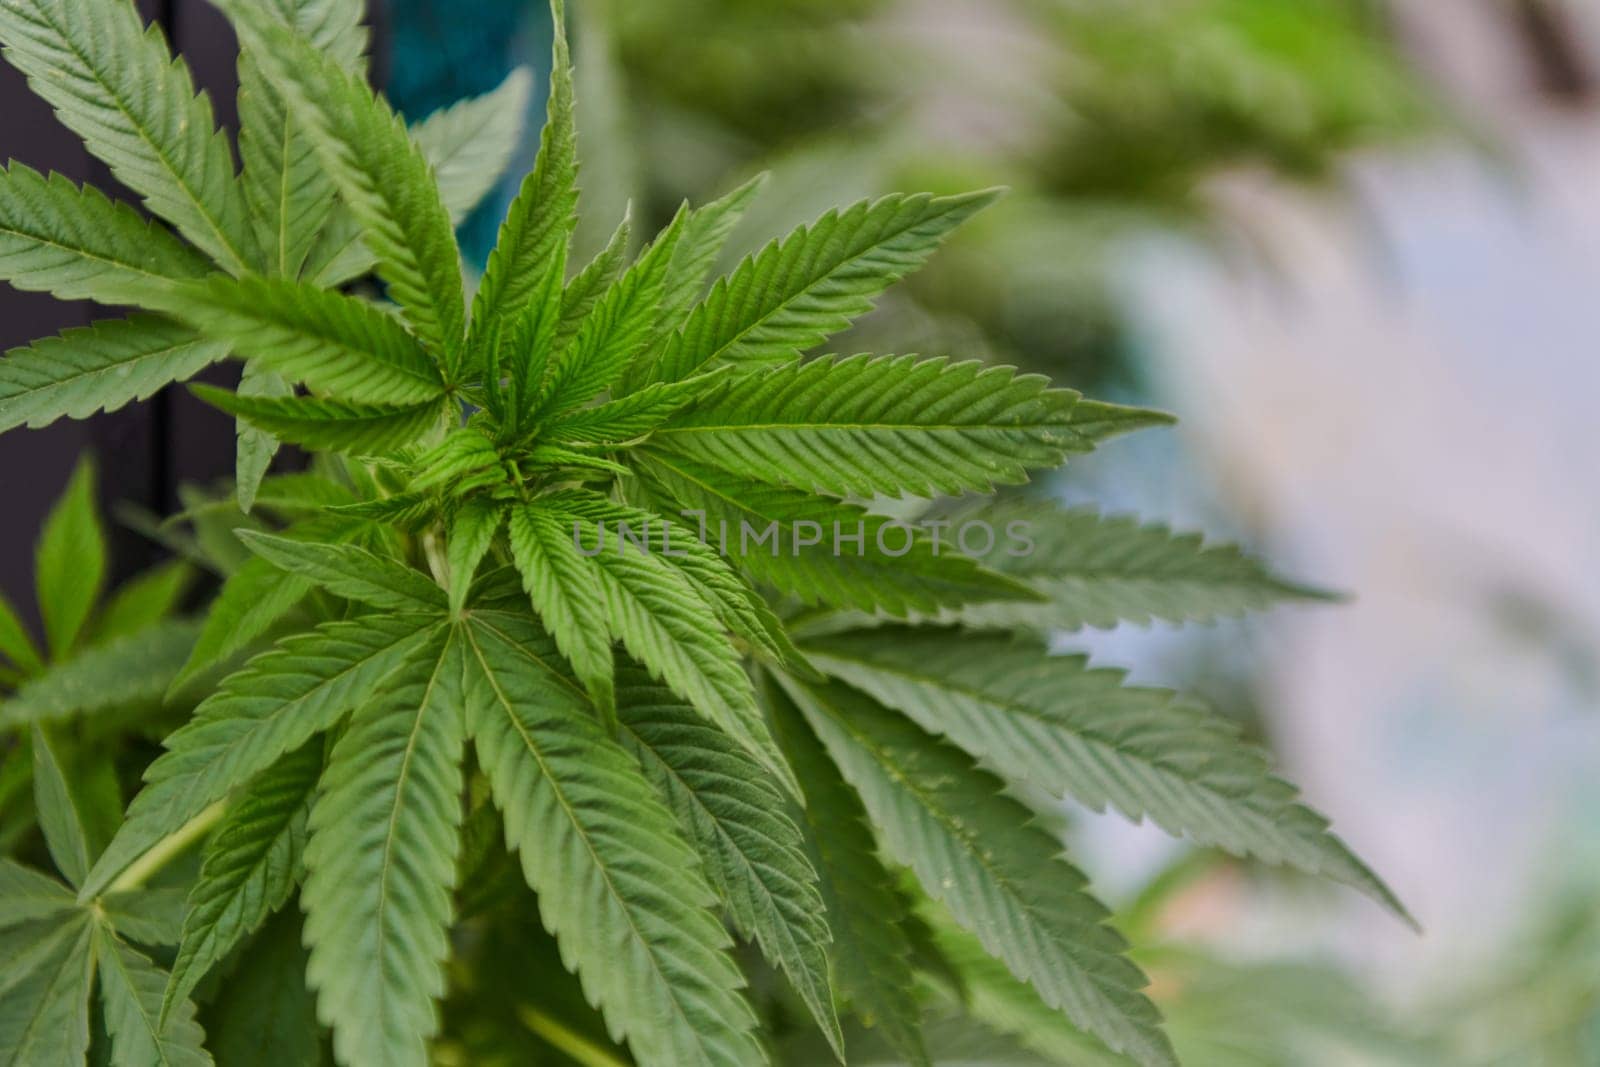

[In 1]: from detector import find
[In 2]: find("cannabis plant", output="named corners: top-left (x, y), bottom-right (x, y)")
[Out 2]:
top-left (0, 1), bottom-right (1409, 1065)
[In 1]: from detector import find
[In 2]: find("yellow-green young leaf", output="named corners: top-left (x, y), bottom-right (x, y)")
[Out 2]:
top-left (0, 620), bottom-right (200, 729)
top-left (192, 385), bottom-right (447, 455)
top-left (507, 504), bottom-right (614, 720)
top-left (410, 65), bottom-right (533, 224)
top-left (0, 316), bottom-right (228, 434)
top-left (235, 361), bottom-right (292, 513)
top-left (219, 0), bottom-right (465, 368)
top-left (783, 678), bottom-right (1177, 1067)
top-left (629, 190), bottom-right (997, 390)
top-left (0, 0), bottom-right (260, 274)
top-left (0, 913), bottom-right (94, 1065)
top-left (539, 207), bottom-right (688, 416)
top-left (164, 742), bottom-right (320, 1021)
top-left (0, 858), bottom-right (76, 927)
top-left (160, 276), bottom-right (445, 405)
top-left (34, 457), bottom-right (104, 660)
top-left (469, 1), bottom-right (576, 340)
top-left (0, 163), bottom-right (208, 305)
top-left (303, 632), bottom-right (465, 1067)
top-left (616, 676), bottom-right (843, 1060)
top-left (632, 449), bottom-right (1041, 616)
top-left (804, 628), bottom-right (1412, 924)
top-left (765, 679), bottom-right (927, 1066)
top-left (555, 210), bottom-right (630, 353)
top-left (656, 173), bottom-right (767, 330)
top-left (0, 590), bottom-right (44, 675)
top-left (30, 725), bottom-right (92, 888)
top-left (541, 493), bottom-right (796, 793)
top-left (80, 616), bottom-right (441, 901)
top-left (461, 612), bottom-right (766, 1067)
top-left (654, 354), bottom-right (1171, 499)
top-left (446, 500), bottom-right (503, 616)
top-left (96, 929), bottom-right (213, 1067)
top-left (954, 501), bottom-right (1336, 630)
top-left (93, 561), bottom-right (191, 644)
top-left (237, 531), bottom-right (446, 613)
top-left (542, 375), bottom-right (707, 447)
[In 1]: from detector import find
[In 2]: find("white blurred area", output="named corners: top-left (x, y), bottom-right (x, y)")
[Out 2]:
top-left (1097, 0), bottom-right (1600, 996)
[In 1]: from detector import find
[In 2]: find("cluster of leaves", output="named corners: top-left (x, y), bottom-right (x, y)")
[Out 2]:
top-left (0, 1), bottom-right (1407, 1065)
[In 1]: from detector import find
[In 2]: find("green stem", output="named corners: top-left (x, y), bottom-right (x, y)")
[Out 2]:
top-left (516, 1005), bottom-right (629, 1067)
top-left (105, 800), bottom-right (227, 895)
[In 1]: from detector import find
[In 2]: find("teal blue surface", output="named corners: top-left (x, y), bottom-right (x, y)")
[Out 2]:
top-left (385, 0), bottom-right (552, 267)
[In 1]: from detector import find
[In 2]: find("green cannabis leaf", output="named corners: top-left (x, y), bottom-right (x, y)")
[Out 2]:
top-left (0, 1), bottom-right (1408, 1065)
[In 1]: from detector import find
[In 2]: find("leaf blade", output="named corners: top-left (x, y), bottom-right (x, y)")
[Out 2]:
top-left (462, 613), bottom-right (765, 1067)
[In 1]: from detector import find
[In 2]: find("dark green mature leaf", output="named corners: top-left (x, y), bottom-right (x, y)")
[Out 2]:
top-left (469, 2), bottom-right (575, 341)
top-left (100, 887), bottom-right (186, 947)
top-left (203, 910), bottom-right (323, 1067)
top-left (634, 449), bottom-right (1039, 615)
top-left (0, 620), bottom-right (198, 728)
top-left (410, 66), bottom-right (532, 223)
top-left (34, 457), bottom-right (104, 660)
top-left (221, 0), bottom-right (466, 368)
top-left (96, 928), bottom-right (213, 1067)
top-left (303, 630), bottom-right (466, 1067)
top-left (0, 859), bottom-right (76, 927)
top-left (235, 0), bottom-right (368, 274)
top-left (765, 680), bottom-right (927, 1066)
top-left (805, 628), bottom-right (1411, 923)
top-left (160, 276), bottom-right (445, 404)
top-left (630, 190), bottom-right (996, 389)
top-left (954, 500), bottom-right (1333, 630)
top-left (0, 163), bottom-right (208, 304)
top-left (461, 612), bottom-right (765, 1067)
top-left (81, 616), bottom-right (440, 900)
top-left (30, 725), bottom-right (92, 888)
top-left (655, 354), bottom-right (1169, 498)
top-left (0, 0), bottom-right (260, 273)
top-left (784, 679), bottom-right (1176, 1067)
top-left (164, 743), bottom-right (321, 1020)
top-left (170, 556), bottom-right (308, 694)
top-left (0, 912), bottom-right (94, 1066)
top-left (0, 315), bottom-right (226, 435)
top-left (238, 53), bottom-right (330, 280)
top-left (919, 904), bottom-right (1134, 1067)
top-left (192, 385), bottom-right (447, 455)
top-left (237, 531), bottom-right (446, 613)
top-left (617, 680), bottom-right (843, 1058)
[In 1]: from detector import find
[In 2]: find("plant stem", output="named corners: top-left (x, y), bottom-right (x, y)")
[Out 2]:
top-left (105, 800), bottom-right (227, 894)
top-left (516, 1005), bottom-right (628, 1067)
